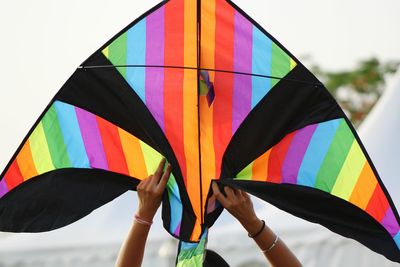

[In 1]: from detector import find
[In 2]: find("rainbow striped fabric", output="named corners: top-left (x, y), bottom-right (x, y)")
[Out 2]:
top-left (237, 119), bottom-right (400, 245)
top-left (102, 0), bottom-right (296, 240)
top-left (0, 101), bottom-right (183, 235)
top-left (1, 0), bottom-right (399, 265)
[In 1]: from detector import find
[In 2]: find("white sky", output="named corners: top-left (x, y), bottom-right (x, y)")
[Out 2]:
top-left (0, 0), bottom-right (399, 174)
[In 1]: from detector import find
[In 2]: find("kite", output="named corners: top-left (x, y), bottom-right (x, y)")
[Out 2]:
top-left (1, 0), bottom-right (399, 265)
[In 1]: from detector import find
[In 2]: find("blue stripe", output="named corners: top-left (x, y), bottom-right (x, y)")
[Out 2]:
top-left (297, 119), bottom-right (341, 187)
top-left (126, 19), bottom-right (147, 103)
top-left (167, 175), bottom-right (182, 234)
top-left (54, 101), bottom-right (90, 168)
top-left (251, 26), bottom-right (272, 108)
top-left (395, 232), bottom-right (400, 249)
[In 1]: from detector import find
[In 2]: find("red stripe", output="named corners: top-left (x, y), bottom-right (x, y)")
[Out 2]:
top-left (164, 0), bottom-right (186, 183)
top-left (213, 0), bottom-right (235, 177)
top-left (268, 132), bottom-right (297, 183)
top-left (96, 117), bottom-right (129, 176)
top-left (4, 160), bottom-right (24, 190)
top-left (366, 185), bottom-right (390, 222)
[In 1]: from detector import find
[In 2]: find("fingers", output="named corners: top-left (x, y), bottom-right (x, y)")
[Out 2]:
top-left (154, 158), bottom-right (167, 180)
top-left (212, 182), bottom-right (229, 207)
top-left (224, 186), bottom-right (236, 199)
top-left (157, 164), bottom-right (172, 193)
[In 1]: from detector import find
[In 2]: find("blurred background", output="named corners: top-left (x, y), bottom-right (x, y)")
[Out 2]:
top-left (0, 0), bottom-right (399, 266)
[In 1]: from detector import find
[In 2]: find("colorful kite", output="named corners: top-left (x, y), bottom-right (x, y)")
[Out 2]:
top-left (1, 0), bottom-right (399, 265)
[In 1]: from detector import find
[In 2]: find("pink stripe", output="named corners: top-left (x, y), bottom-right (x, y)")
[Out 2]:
top-left (381, 208), bottom-right (400, 237)
top-left (75, 107), bottom-right (108, 170)
top-left (0, 179), bottom-right (8, 198)
top-left (145, 7), bottom-right (165, 131)
top-left (232, 12), bottom-right (253, 133)
top-left (282, 124), bottom-right (318, 184)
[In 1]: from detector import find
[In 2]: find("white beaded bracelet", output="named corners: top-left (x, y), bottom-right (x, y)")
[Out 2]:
top-left (262, 235), bottom-right (279, 253)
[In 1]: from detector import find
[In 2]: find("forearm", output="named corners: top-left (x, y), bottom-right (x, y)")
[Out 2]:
top-left (242, 217), bottom-right (302, 267)
top-left (115, 222), bottom-right (151, 267)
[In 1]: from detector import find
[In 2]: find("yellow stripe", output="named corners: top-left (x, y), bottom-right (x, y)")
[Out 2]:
top-left (185, 0), bottom-right (202, 241)
top-left (331, 141), bottom-right (366, 200)
top-left (290, 59), bottom-right (297, 70)
top-left (201, 0), bottom-right (216, 69)
top-left (237, 163), bottom-right (253, 180)
top-left (16, 140), bottom-right (38, 180)
top-left (30, 122), bottom-right (55, 174)
top-left (139, 140), bottom-right (163, 175)
top-left (102, 47), bottom-right (109, 58)
top-left (118, 128), bottom-right (148, 180)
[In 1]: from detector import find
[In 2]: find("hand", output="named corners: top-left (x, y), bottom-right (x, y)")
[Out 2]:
top-left (136, 158), bottom-right (171, 222)
top-left (211, 182), bottom-right (259, 230)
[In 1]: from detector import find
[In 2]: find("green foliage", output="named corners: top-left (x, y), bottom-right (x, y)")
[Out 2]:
top-left (322, 58), bottom-right (400, 96)
top-left (306, 57), bottom-right (400, 127)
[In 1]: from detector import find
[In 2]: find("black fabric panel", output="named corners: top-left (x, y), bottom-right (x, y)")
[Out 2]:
top-left (0, 169), bottom-right (137, 232)
top-left (221, 64), bottom-right (343, 179)
top-left (220, 179), bottom-right (400, 263)
top-left (55, 52), bottom-right (196, 241)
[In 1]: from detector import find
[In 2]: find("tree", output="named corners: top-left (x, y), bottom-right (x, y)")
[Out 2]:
top-left (310, 58), bottom-right (399, 127)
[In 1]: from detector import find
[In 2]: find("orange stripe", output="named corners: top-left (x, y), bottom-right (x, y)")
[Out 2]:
top-left (184, 0), bottom-right (201, 241)
top-left (96, 117), bottom-right (129, 176)
top-left (213, 0), bottom-right (235, 178)
top-left (4, 160), bottom-right (24, 190)
top-left (165, 0), bottom-right (186, 185)
top-left (200, 95), bottom-right (216, 215)
top-left (118, 128), bottom-right (148, 180)
top-left (252, 149), bottom-right (271, 181)
top-left (201, 0), bottom-right (216, 69)
top-left (16, 140), bottom-right (38, 180)
top-left (366, 184), bottom-right (389, 222)
top-left (349, 163), bottom-right (377, 210)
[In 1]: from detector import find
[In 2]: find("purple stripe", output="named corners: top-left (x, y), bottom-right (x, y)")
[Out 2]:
top-left (381, 208), bottom-right (400, 237)
top-left (282, 124), bottom-right (318, 184)
top-left (0, 179), bottom-right (8, 198)
top-left (145, 7), bottom-right (165, 131)
top-left (174, 222), bottom-right (181, 236)
top-left (232, 12), bottom-right (253, 133)
top-left (75, 107), bottom-right (108, 170)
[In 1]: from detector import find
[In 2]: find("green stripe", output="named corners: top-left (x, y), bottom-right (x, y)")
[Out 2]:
top-left (271, 43), bottom-right (291, 87)
top-left (236, 163), bottom-right (253, 180)
top-left (42, 105), bottom-right (71, 168)
top-left (108, 33), bottom-right (127, 78)
top-left (331, 141), bottom-right (366, 200)
top-left (140, 141), bottom-right (162, 175)
top-left (315, 120), bottom-right (355, 192)
top-left (30, 122), bottom-right (55, 174)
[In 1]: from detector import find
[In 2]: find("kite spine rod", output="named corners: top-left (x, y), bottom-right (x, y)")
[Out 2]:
top-left (79, 64), bottom-right (323, 87)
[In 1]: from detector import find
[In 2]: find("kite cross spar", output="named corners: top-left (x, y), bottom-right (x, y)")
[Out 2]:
top-left (1, 0), bottom-right (399, 265)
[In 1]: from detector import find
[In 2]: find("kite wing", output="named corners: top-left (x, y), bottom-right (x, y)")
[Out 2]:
top-left (1, 0), bottom-right (399, 265)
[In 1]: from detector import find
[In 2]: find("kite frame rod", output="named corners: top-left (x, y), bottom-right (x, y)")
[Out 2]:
top-left (79, 64), bottom-right (323, 86)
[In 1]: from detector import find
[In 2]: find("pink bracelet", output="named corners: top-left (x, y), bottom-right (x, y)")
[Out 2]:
top-left (134, 214), bottom-right (153, 226)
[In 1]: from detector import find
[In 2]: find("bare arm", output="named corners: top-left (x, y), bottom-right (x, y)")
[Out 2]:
top-left (115, 159), bottom-right (171, 267)
top-left (212, 182), bottom-right (302, 267)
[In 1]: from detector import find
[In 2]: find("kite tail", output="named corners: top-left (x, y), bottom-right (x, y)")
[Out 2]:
top-left (176, 229), bottom-right (208, 267)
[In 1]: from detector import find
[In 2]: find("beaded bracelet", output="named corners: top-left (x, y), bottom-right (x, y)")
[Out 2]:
top-left (248, 220), bottom-right (266, 238)
top-left (134, 214), bottom-right (153, 226)
top-left (262, 235), bottom-right (279, 253)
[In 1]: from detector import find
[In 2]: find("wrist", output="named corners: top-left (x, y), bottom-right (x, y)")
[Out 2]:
top-left (241, 216), bottom-right (263, 235)
top-left (136, 208), bottom-right (156, 222)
